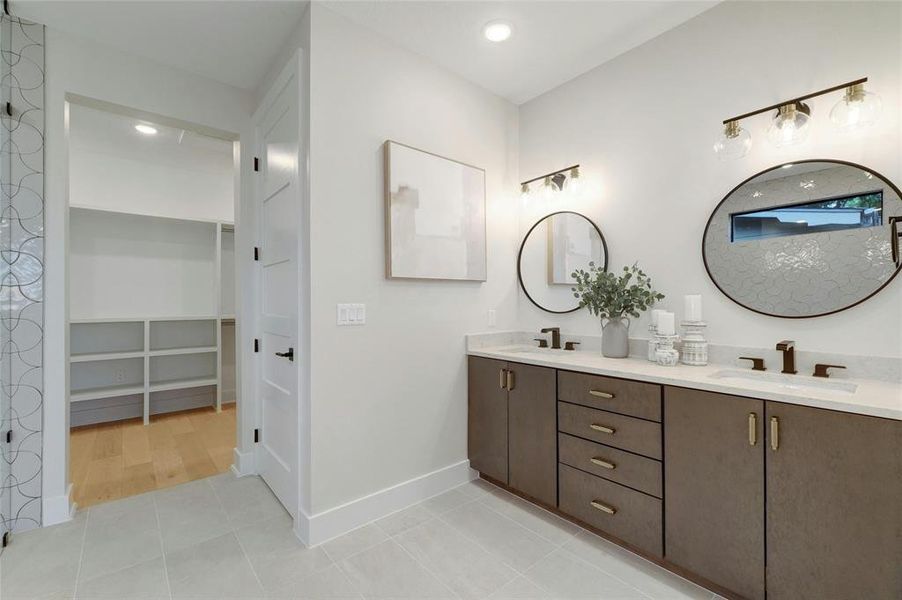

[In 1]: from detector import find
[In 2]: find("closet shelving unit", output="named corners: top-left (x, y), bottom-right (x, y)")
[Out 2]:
top-left (68, 206), bottom-right (237, 426)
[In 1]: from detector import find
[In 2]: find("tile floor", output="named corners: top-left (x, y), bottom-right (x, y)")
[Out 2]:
top-left (0, 474), bottom-right (720, 599)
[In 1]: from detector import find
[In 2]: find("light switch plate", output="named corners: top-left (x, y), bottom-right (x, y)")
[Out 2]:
top-left (487, 309), bottom-right (497, 327)
top-left (337, 303), bottom-right (366, 326)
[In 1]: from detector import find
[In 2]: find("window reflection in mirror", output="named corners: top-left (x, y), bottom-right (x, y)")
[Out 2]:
top-left (731, 191), bottom-right (883, 242)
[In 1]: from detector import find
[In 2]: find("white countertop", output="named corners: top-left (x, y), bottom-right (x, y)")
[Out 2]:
top-left (468, 344), bottom-right (902, 421)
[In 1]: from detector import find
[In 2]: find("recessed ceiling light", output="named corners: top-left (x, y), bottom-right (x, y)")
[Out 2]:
top-left (135, 124), bottom-right (158, 135)
top-left (483, 21), bottom-right (512, 43)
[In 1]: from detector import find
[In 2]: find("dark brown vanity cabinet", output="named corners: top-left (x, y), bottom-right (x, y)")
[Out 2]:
top-left (664, 387), bottom-right (766, 600)
top-left (470, 359), bottom-right (901, 600)
top-left (764, 402), bottom-right (902, 600)
top-left (665, 387), bottom-right (902, 600)
top-left (467, 356), bottom-right (557, 506)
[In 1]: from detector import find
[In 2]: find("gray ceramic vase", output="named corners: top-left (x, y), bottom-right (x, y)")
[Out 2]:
top-left (602, 317), bottom-right (630, 358)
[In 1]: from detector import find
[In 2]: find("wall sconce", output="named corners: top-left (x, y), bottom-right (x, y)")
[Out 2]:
top-left (520, 165), bottom-right (580, 204)
top-left (714, 77), bottom-right (881, 159)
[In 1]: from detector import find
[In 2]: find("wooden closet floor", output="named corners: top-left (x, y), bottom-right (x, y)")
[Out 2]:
top-left (70, 404), bottom-right (236, 509)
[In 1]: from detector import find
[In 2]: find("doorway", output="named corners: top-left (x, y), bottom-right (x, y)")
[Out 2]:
top-left (65, 99), bottom-right (241, 508)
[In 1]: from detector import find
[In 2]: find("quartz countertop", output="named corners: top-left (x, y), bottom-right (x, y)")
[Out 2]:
top-left (468, 343), bottom-right (902, 421)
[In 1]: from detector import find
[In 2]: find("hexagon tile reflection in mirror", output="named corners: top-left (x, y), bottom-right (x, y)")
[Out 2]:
top-left (518, 211), bottom-right (608, 313)
top-left (703, 160), bottom-right (902, 318)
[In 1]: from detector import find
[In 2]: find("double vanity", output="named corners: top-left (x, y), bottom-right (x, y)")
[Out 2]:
top-left (467, 339), bottom-right (901, 600)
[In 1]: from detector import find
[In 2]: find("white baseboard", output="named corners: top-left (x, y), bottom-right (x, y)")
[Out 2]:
top-left (232, 447), bottom-right (256, 477)
top-left (42, 483), bottom-right (76, 527)
top-left (296, 459), bottom-right (474, 547)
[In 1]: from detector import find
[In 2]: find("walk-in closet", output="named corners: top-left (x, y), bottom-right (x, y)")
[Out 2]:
top-left (67, 101), bottom-right (238, 506)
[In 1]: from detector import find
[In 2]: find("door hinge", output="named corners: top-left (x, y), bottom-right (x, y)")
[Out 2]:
top-left (4, 430), bottom-right (10, 444)
top-left (254, 338), bottom-right (260, 353)
top-left (254, 428), bottom-right (260, 443)
top-left (2, 531), bottom-right (9, 547)
top-left (253, 157), bottom-right (260, 172)
top-left (254, 247), bottom-right (260, 261)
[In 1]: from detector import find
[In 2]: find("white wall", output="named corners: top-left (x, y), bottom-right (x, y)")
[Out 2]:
top-left (307, 4), bottom-right (520, 513)
top-left (44, 28), bottom-right (255, 523)
top-left (68, 104), bottom-right (235, 223)
top-left (69, 210), bottom-right (218, 319)
top-left (518, 0), bottom-right (902, 358)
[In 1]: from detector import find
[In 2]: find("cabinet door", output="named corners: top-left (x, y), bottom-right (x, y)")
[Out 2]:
top-left (766, 402), bottom-right (902, 600)
top-left (664, 387), bottom-right (765, 600)
top-left (508, 363), bottom-right (557, 506)
top-left (467, 356), bottom-right (509, 484)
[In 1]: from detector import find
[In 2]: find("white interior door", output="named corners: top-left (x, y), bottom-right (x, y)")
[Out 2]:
top-left (254, 56), bottom-right (301, 514)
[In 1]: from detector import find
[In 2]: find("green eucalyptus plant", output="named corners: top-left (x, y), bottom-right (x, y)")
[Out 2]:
top-left (571, 262), bottom-right (665, 321)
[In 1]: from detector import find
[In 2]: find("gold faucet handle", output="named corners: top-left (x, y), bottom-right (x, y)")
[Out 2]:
top-left (813, 364), bottom-right (846, 378)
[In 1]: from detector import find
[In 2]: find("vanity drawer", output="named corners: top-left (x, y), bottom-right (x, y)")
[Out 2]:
top-left (558, 401), bottom-right (662, 460)
top-left (557, 371), bottom-right (661, 422)
top-left (559, 463), bottom-right (662, 557)
top-left (558, 433), bottom-right (662, 498)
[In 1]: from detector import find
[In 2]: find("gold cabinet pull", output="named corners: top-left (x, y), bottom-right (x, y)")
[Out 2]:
top-left (499, 369), bottom-right (506, 390)
top-left (589, 390), bottom-right (614, 399)
top-left (590, 423), bottom-right (615, 434)
top-left (748, 412), bottom-right (758, 446)
top-left (770, 416), bottom-right (780, 451)
top-left (506, 369), bottom-right (515, 391)
top-left (590, 500), bottom-right (616, 515)
top-left (590, 457), bottom-right (616, 470)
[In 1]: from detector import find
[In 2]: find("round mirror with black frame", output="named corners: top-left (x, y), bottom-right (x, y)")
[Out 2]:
top-left (518, 211), bottom-right (608, 314)
top-left (703, 159), bottom-right (902, 318)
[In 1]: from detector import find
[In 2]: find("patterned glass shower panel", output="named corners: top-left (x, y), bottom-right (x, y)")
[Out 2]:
top-left (1, 14), bottom-right (44, 534)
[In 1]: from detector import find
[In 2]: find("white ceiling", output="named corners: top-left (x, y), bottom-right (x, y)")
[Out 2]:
top-left (13, 0), bottom-right (717, 102)
top-left (12, 0), bottom-right (309, 91)
top-left (69, 102), bottom-right (233, 160)
top-left (324, 1), bottom-right (720, 104)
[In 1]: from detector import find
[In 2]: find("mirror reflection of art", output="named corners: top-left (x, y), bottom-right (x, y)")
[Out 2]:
top-left (703, 160), bottom-right (902, 318)
top-left (518, 211), bottom-right (608, 313)
top-left (384, 141), bottom-right (486, 281)
top-left (547, 213), bottom-right (603, 285)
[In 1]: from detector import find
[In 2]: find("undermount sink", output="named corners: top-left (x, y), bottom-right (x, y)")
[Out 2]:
top-left (709, 369), bottom-right (858, 395)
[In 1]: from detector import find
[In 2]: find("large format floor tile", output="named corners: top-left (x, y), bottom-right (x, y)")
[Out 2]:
top-left (0, 475), bottom-right (720, 600)
top-left (396, 518), bottom-right (518, 599)
top-left (321, 524), bottom-right (389, 563)
top-left (79, 498), bottom-right (162, 582)
top-left (0, 513), bottom-right (86, 599)
top-left (236, 513), bottom-right (332, 594)
top-left (562, 532), bottom-right (714, 600)
top-left (165, 532), bottom-right (264, 599)
top-left (75, 556), bottom-right (169, 599)
top-left (522, 549), bottom-right (647, 599)
top-left (439, 501), bottom-right (557, 573)
top-left (155, 479), bottom-right (231, 552)
top-left (338, 539), bottom-right (456, 599)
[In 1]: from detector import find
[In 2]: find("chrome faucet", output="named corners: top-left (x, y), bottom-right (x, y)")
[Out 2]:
top-left (775, 340), bottom-right (797, 374)
top-left (541, 327), bottom-right (562, 350)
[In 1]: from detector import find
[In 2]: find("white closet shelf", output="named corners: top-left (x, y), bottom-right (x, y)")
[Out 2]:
top-left (71, 384), bottom-right (146, 403)
top-left (69, 204), bottom-right (235, 228)
top-left (149, 346), bottom-right (217, 357)
top-left (70, 350), bottom-right (145, 363)
top-left (149, 377), bottom-right (218, 393)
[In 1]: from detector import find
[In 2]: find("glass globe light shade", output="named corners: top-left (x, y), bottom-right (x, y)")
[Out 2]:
top-left (713, 121), bottom-right (752, 160)
top-left (766, 103), bottom-right (811, 148)
top-left (830, 84), bottom-right (882, 130)
top-left (566, 167), bottom-right (584, 195)
top-left (539, 176), bottom-right (557, 203)
top-left (519, 183), bottom-right (532, 211)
